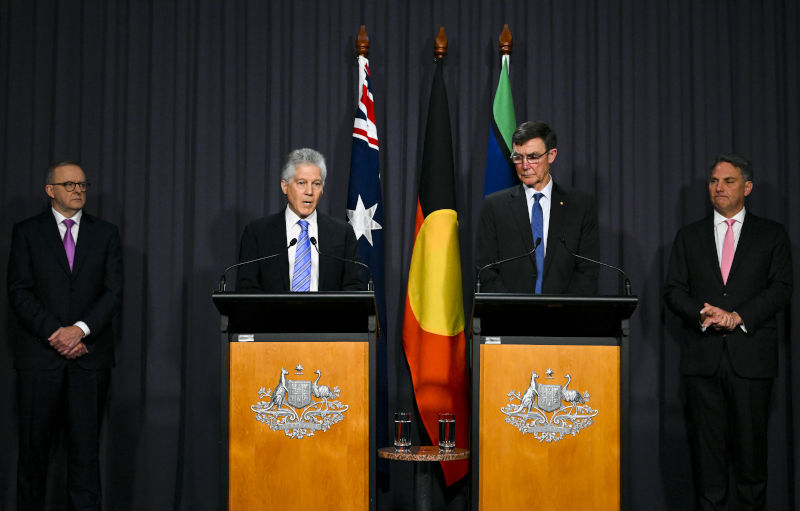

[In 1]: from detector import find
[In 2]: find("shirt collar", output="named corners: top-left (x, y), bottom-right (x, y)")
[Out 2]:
top-left (523, 178), bottom-right (554, 201)
top-left (713, 206), bottom-right (746, 226)
top-left (284, 206), bottom-right (317, 226)
top-left (52, 207), bottom-right (83, 225)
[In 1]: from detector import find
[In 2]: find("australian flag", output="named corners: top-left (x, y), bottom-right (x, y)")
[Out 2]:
top-left (347, 54), bottom-right (387, 463)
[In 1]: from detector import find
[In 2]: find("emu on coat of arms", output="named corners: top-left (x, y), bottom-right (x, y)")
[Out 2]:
top-left (251, 366), bottom-right (348, 439)
top-left (501, 368), bottom-right (598, 442)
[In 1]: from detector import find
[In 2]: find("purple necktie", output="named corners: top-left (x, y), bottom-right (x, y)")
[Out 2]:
top-left (63, 218), bottom-right (76, 271)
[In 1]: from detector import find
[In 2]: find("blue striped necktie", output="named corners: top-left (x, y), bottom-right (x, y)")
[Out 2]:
top-left (291, 219), bottom-right (311, 292)
top-left (531, 193), bottom-right (544, 294)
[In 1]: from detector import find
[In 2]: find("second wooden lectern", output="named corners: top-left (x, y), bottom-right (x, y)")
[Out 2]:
top-left (213, 292), bottom-right (377, 511)
top-left (471, 294), bottom-right (637, 511)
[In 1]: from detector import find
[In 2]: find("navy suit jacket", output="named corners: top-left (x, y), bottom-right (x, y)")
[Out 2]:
top-left (664, 212), bottom-right (793, 378)
top-left (7, 210), bottom-right (123, 370)
top-left (475, 182), bottom-right (600, 294)
top-left (235, 211), bottom-right (364, 292)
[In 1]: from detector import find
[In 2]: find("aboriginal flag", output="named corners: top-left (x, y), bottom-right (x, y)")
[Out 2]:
top-left (402, 58), bottom-right (468, 485)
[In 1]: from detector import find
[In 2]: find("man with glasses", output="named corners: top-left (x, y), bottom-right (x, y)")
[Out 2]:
top-left (8, 160), bottom-right (123, 510)
top-left (475, 121), bottom-right (599, 294)
top-left (236, 148), bottom-right (364, 292)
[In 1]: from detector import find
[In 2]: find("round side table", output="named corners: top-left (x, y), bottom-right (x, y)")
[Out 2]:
top-left (378, 446), bottom-right (470, 511)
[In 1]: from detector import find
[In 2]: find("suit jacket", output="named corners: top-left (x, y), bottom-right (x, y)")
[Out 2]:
top-left (7, 210), bottom-right (123, 370)
top-left (664, 212), bottom-right (793, 378)
top-left (475, 182), bottom-right (600, 294)
top-left (235, 211), bottom-right (364, 292)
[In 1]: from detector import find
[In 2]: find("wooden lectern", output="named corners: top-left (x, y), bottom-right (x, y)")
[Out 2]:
top-left (213, 292), bottom-right (377, 511)
top-left (470, 294), bottom-right (637, 511)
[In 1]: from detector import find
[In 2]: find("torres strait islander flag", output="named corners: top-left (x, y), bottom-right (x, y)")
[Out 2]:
top-left (347, 54), bottom-right (388, 458)
top-left (483, 53), bottom-right (517, 196)
top-left (402, 58), bottom-right (469, 485)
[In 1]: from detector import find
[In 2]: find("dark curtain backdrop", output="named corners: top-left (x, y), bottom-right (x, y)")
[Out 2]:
top-left (1, 1), bottom-right (798, 509)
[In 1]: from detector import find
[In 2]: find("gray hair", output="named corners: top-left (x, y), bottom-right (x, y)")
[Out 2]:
top-left (280, 148), bottom-right (327, 185)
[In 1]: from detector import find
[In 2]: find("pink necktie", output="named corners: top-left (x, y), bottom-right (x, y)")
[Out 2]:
top-left (720, 219), bottom-right (735, 284)
top-left (63, 218), bottom-right (76, 271)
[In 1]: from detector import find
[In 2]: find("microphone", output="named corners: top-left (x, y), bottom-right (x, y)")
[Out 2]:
top-left (475, 237), bottom-right (542, 293)
top-left (559, 237), bottom-right (632, 295)
top-left (217, 238), bottom-right (297, 292)
top-left (309, 237), bottom-right (373, 291)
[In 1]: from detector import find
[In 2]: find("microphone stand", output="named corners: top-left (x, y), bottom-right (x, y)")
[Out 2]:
top-left (559, 238), bottom-right (632, 295)
top-left (309, 237), bottom-right (374, 291)
top-left (475, 237), bottom-right (541, 293)
top-left (217, 239), bottom-right (297, 292)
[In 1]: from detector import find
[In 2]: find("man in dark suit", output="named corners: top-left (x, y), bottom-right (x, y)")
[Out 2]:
top-left (7, 160), bottom-right (123, 510)
top-left (475, 121), bottom-right (599, 294)
top-left (664, 154), bottom-right (792, 510)
top-left (236, 148), bottom-right (364, 292)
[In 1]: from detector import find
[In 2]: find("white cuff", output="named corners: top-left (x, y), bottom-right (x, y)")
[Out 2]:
top-left (74, 321), bottom-right (90, 337)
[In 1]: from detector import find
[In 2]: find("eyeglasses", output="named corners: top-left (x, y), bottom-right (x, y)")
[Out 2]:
top-left (49, 181), bottom-right (90, 192)
top-left (511, 150), bottom-right (551, 165)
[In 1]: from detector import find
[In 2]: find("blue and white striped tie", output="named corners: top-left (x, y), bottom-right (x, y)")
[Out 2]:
top-left (291, 220), bottom-right (311, 292)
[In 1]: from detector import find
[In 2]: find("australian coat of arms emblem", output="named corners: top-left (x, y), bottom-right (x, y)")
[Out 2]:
top-left (501, 368), bottom-right (598, 442)
top-left (251, 365), bottom-right (348, 439)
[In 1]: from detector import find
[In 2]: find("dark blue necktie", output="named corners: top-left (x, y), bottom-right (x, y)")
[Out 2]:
top-left (291, 220), bottom-right (311, 292)
top-left (531, 193), bottom-right (544, 294)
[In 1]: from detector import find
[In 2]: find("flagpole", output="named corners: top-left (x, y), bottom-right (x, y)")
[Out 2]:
top-left (482, 24), bottom-right (518, 197)
top-left (349, 25), bottom-right (389, 488)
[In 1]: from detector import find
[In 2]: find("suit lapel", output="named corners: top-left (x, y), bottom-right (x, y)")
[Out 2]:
top-left (316, 213), bottom-right (330, 290)
top-left (274, 214), bottom-right (291, 292)
top-left (700, 216), bottom-right (725, 286)
top-left (41, 211), bottom-right (72, 275)
top-left (544, 183), bottom-right (566, 276)
top-left (508, 185), bottom-right (535, 251)
top-left (727, 213), bottom-right (756, 283)
top-left (71, 214), bottom-right (93, 277)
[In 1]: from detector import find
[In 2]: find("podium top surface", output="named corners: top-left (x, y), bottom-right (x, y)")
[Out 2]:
top-left (212, 291), bottom-right (375, 309)
top-left (212, 291), bottom-right (376, 334)
top-left (472, 293), bottom-right (638, 338)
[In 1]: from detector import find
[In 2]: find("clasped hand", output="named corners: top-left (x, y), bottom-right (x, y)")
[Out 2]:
top-left (700, 303), bottom-right (741, 331)
top-left (48, 326), bottom-right (88, 359)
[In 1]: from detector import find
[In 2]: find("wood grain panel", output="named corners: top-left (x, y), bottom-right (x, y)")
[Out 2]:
top-left (229, 341), bottom-right (369, 510)
top-left (479, 344), bottom-right (620, 510)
